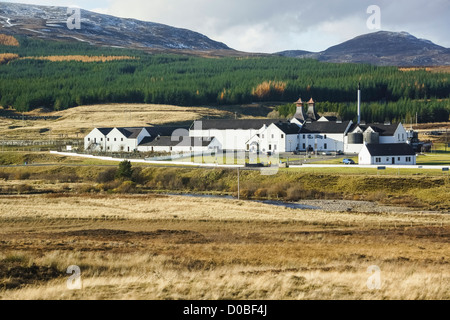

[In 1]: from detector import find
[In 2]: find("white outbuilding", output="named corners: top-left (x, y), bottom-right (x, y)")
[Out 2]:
top-left (358, 143), bottom-right (416, 165)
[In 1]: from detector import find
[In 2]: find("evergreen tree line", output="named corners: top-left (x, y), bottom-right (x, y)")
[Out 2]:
top-left (0, 37), bottom-right (449, 123)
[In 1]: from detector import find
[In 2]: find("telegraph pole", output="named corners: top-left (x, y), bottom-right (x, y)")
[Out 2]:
top-left (237, 167), bottom-right (240, 200)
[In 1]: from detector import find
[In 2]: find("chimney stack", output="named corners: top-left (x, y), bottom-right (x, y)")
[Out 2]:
top-left (357, 82), bottom-right (361, 125)
top-left (293, 97), bottom-right (305, 121)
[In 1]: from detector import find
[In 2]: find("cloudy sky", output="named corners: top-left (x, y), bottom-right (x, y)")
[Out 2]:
top-left (2, 0), bottom-right (450, 52)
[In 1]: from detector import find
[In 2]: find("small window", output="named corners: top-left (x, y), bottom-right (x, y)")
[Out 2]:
top-left (271, 134), bottom-right (274, 139)
top-left (302, 143), bottom-right (306, 149)
top-left (262, 134), bottom-right (264, 139)
top-left (324, 143), bottom-right (327, 149)
top-left (324, 135), bottom-right (327, 139)
top-left (281, 134), bottom-right (284, 139)
top-left (101, 138), bottom-right (103, 142)
top-left (303, 135), bottom-right (306, 139)
top-left (114, 138), bottom-right (117, 142)
top-left (386, 157), bottom-right (389, 161)
top-left (121, 138), bottom-right (124, 142)
top-left (107, 138), bottom-right (110, 141)
top-left (88, 138), bottom-right (90, 141)
top-left (398, 157), bottom-right (400, 161)
top-left (269, 144), bottom-right (272, 150)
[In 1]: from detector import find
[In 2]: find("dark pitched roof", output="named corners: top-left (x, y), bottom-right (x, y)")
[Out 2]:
top-left (190, 119), bottom-right (280, 130)
top-left (300, 121), bottom-right (351, 134)
top-left (350, 123), bottom-right (400, 136)
top-left (113, 127), bottom-right (143, 139)
top-left (97, 128), bottom-right (114, 135)
top-left (273, 122), bottom-right (301, 134)
top-left (145, 126), bottom-right (189, 137)
top-left (365, 143), bottom-right (415, 156)
top-left (139, 136), bottom-right (213, 147)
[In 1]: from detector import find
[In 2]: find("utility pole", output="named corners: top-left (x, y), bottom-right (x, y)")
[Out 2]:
top-left (237, 167), bottom-right (240, 200)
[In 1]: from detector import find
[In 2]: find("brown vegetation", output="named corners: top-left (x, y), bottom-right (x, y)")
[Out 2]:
top-left (22, 55), bottom-right (137, 63)
top-left (0, 194), bottom-right (448, 299)
top-left (0, 53), bottom-right (19, 64)
top-left (0, 34), bottom-right (19, 47)
top-left (252, 81), bottom-right (287, 99)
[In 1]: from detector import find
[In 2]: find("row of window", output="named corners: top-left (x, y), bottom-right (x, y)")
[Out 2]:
top-left (87, 137), bottom-right (124, 142)
top-left (262, 134), bottom-right (284, 139)
top-left (375, 157), bottom-right (413, 162)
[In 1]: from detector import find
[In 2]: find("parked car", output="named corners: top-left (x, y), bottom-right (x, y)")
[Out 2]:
top-left (321, 152), bottom-right (332, 156)
top-left (343, 158), bottom-right (355, 164)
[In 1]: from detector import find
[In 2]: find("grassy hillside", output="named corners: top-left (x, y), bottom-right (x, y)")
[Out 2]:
top-left (0, 36), bottom-right (449, 123)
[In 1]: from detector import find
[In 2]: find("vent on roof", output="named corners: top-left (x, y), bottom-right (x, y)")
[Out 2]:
top-left (384, 121), bottom-right (391, 125)
top-left (360, 121), bottom-right (366, 125)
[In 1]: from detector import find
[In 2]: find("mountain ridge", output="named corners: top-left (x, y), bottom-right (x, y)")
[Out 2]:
top-left (277, 31), bottom-right (450, 66)
top-left (1, 2), bottom-right (449, 66)
top-left (0, 2), bottom-right (231, 52)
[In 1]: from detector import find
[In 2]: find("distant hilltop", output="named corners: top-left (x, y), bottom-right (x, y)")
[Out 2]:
top-left (277, 31), bottom-right (450, 66)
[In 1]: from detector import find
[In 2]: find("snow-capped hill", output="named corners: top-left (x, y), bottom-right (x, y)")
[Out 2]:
top-left (0, 2), bottom-right (231, 51)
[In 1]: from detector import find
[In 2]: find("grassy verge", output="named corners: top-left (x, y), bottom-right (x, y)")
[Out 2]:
top-left (0, 157), bottom-right (449, 211)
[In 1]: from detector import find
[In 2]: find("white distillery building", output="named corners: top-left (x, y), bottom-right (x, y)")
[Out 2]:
top-left (84, 126), bottom-right (188, 153)
top-left (246, 121), bottom-right (301, 153)
top-left (359, 143), bottom-right (416, 165)
top-left (84, 92), bottom-right (419, 166)
top-left (189, 119), bottom-right (284, 152)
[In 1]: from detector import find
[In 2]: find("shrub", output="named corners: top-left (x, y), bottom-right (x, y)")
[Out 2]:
top-left (14, 171), bottom-right (31, 180)
top-left (96, 168), bottom-right (117, 183)
top-left (286, 186), bottom-right (304, 201)
top-left (115, 181), bottom-right (136, 194)
top-left (16, 184), bottom-right (33, 194)
top-left (254, 188), bottom-right (268, 198)
top-left (267, 183), bottom-right (287, 198)
top-left (0, 171), bottom-right (9, 181)
top-left (116, 160), bottom-right (133, 180)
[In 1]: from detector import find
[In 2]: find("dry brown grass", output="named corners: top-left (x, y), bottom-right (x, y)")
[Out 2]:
top-left (21, 55), bottom-right (137, 63)
top-left (0, 104), bottom-right (233, 139)
top-left (0, 194), bottom-right (448, 300)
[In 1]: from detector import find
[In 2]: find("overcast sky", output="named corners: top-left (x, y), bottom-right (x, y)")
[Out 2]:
top-left (2, 0), bottom-right (450, 53)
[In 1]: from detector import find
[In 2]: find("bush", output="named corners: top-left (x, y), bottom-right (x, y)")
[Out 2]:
top-left (14, 171), bottom-right (31, 180)
top-left (115, 181), bottom-right (136, 194)
top-left (96, 168), bottom-right (117, 183)
top-left (16, 184), bottom-right (33, 194)
top-left (116, 160), bottom-right (133, 180)
top-left (286, 186), bottom-right (304, 201)
top-left (0, 171), bottom-right (9, 181)
top-left (254, 188), bottom-right (268, 198)
top-left (267, 183), bottom-right (287, 198)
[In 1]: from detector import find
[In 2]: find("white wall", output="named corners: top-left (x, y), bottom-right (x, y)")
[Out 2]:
top-left (84, 128), bottom-right (107, 152)
top-left (359, 145), bottom-right (416, 165)
top-left (106, 128), bottom-right (136, 152)
top-left (190, 128), bottom-right (261, 151)
top-left (299, 133), bottom-right (344, 152)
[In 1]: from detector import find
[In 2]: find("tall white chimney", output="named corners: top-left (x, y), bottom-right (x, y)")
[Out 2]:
top-left (357, 82), bottom-right (361, 125)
